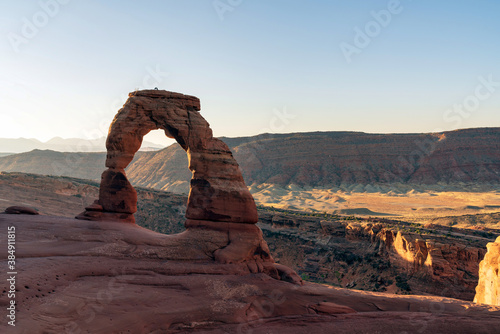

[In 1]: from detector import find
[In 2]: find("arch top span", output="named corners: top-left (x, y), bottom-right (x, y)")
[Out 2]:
top-left (79, 89), bottom-right (258, 225)
top-left (105, 90), bottom-right (205, 169)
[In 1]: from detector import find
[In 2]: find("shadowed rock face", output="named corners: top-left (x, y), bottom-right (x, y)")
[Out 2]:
top-left (79, 90), bottom-right (257, 224)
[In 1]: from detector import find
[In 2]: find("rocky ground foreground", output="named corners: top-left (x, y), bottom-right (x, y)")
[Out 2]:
top-left (1, 213), bottom-right (499, 334)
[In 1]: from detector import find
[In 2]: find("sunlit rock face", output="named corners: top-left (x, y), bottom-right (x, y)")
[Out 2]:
top-left (343, 222), bottom-right (486, 300)
top-left (475, 236), bottom-right (500, 305)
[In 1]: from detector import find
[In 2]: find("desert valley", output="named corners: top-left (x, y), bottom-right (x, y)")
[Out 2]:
top-left (2, 1), bottom-right (500, 333)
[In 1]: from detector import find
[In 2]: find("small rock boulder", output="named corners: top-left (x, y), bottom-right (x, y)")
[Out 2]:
top-left (5, 206), bottom-right (39, 215)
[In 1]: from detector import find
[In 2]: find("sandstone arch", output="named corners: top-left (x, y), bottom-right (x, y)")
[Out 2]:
top-left (79, 90), bottom-right (257, 224)
top-left (76, 90), bottom-right (298, 270)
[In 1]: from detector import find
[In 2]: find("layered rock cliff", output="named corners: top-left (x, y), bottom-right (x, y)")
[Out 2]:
top-left (1, 128), bottom-right (499, 193)
top-left (259, 210), bottom-right (496, 301)
top-left (134, 128), bottom-right (500, 191)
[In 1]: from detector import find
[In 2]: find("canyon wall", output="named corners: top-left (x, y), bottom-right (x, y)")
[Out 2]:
top-left (260, 212), bottom-right (493, 300)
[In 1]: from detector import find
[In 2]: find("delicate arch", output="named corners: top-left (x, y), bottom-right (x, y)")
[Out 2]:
top-left (86, 90), bottom-right (257, 224)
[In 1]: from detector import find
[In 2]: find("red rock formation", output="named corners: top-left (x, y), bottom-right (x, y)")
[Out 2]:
top-left (367, 226), bottom-right (485, 299)
top-left (263, 216), bottom-right (488, 300)
top-left (76, 90), bottom-right (287, 271)
top-left (475, 236), bottom-right (500, 305)
top-left (383, 231), bottom-right (481, 281)
top-left (78, 90), bottom-right (256, 224)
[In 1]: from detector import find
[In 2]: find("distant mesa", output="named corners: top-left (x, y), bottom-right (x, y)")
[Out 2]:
top-left (1, 127), bottom-right (500, 195)
top-left (76, 89), bottom-right (301, 281)
top-left (0, 136), bottom-right (164, 153)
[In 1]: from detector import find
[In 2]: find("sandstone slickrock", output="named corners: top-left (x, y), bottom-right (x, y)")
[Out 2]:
top-left (2, 214), bottom-right (500, 333)
top-left (475, 236), bottom-right (500, 305)
top-left (76, 90), bottom-right (288, 272)
top-left (4, 205), bottom-right (39, 215)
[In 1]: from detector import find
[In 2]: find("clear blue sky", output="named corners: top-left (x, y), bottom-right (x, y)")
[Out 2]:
top-left (1, 0), bottom-right (499, 145)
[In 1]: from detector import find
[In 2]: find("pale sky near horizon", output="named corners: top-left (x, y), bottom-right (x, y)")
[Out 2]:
top-left (0, 0), bottom-right (499, 146)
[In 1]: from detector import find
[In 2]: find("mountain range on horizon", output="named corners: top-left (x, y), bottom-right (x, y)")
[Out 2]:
top-left (0, 136), bottom-right (165, 153)
top-left (0, 127), bottom-right (499, 194)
